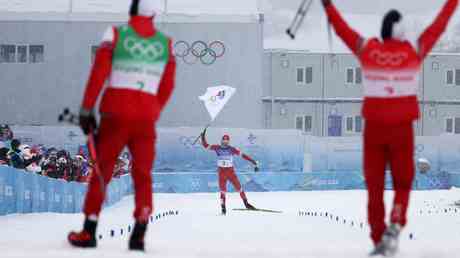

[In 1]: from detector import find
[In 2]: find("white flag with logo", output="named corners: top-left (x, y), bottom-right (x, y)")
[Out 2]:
top-left (199, 85), bottom-right (236, 121)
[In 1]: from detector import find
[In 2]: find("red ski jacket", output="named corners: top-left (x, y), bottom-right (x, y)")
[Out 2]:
top-left (325, 0), bottom-right (458, 125)
top-left (82, 16), bottom-right (176, 121)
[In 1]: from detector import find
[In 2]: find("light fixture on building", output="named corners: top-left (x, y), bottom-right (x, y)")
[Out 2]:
top-left (329, 105), bottom-right (338, 116)
top-left (280, 59), bottom-right (290, 68)
top-left (280, 102), bottom-right (287, 116)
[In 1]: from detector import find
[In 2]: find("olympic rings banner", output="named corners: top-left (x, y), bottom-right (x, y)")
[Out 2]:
top-left (173, 40), bottom-right (226, 65)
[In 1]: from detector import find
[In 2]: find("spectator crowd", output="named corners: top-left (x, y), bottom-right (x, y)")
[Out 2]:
top-left (0, 125), bottom-right (131, 182)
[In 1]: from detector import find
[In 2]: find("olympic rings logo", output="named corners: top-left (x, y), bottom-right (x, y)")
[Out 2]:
top-left (173, 40), bottom-right (226, 65)
top-left (124, 37), bottom-right (165, 61)
top-left (369, 50), bottom-right (408, 67)
top-left (179, 136), bottom-right (200, 149)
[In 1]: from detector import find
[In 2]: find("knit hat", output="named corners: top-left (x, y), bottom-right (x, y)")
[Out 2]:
top-left (381, 9), bottom-right (403, 40)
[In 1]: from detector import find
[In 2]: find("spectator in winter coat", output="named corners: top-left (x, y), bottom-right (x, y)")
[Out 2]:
top-left (71, 155), bottom-right (88, 182)
top-left (113, 157), bottom-right (127, 178)
top-left (19, 145), bottom-right (42, 173)
top-left (8, 139), bottom-right (25, 169)
top-left (42, 149), bottom-right (58, 178)
top-left (0, 147), bottom-right (9, 165)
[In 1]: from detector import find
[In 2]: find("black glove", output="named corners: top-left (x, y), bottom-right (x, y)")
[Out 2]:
top-left (254, 166), bottom-right (259, 172)
top-left (322, 0), bottom-right (331, 7)
top-left (79, 108), bottom-right (97, 135)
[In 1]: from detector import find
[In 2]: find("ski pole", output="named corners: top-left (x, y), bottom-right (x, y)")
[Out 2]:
top-left (192, 124), bottom-right (210, 145)
top-left (286, 0), bottom-right (313, 39)
top-left (58, 108), bottom-right (105, 194)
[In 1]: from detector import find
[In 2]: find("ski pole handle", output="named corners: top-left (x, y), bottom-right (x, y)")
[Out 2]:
top-left (192, 124), bottom-right (210, 145)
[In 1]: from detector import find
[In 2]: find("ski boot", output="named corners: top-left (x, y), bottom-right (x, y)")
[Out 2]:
top-left (244, 200), bottom-right (256, 210)
top-left (129, 222), bottom-right (147, 251)
top-left (369, 223), bottom-right (401, 257)
top-left (221, 204), bottom-right (227, 215)
top-left (68, 219), bottom-right (97, 248)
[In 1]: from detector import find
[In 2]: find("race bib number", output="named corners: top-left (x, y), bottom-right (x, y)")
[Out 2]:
top-left (217, 160), bottom-right (233, 168)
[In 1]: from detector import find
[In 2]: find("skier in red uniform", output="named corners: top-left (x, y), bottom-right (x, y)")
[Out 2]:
top-left (68, 0), bottom-right (176, 251)
top-left (322, 0), bottom-right (458, 255)
top-left (201, 129), bottom-right (259, 215)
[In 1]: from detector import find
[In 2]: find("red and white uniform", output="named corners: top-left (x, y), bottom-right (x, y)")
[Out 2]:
top-left (325, 0), bottom-right (458, 244)
top-left (201, 134), bottom-right (257, 205)
top-left (81, 16), bottom-right (176, 222)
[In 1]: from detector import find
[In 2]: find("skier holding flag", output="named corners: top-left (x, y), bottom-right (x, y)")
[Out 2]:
top-left (68, 0), bottom-right (176, 251)
top-left (321, 0), bottom-right (458, 255)
top-left (198, 86), bottom-right (259, 215)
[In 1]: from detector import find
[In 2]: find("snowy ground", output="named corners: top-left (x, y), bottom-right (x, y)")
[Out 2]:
top-left (1, 190), bottom-right (460, 258)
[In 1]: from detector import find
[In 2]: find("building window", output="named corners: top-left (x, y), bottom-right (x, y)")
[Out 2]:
top-left (456, 70), bottom-right (460, 86)
top-left (445, 117), bottom-right (460, 134)
top-left (29, 45), bottom-right (44, 63)
top-left (446, 70), bottom-right (454, 85)
top-left (17, 45), bottom-right (28, 63)
top-left (446, 118), bottom-right (453, 133)
top-left (295, 115), bottom-right (313, 133)
top-left (296, 66), bottom-right (313, 85)
top-left (446, 69), bottom-right (460, 86)
top-left (296, 116), bottom-right (303, 131)
top-left (345, 116), bottom-right (362, 133)
top-left (456, 118), bottom-right (460, 134)
top-left (296, 68), bottom-right (304, 84)
top-left (304, 115), bottom-right (312, 132)
top-left (346, 117), bottom-right (354, 132)
top-left (305, 67), bottom-right (313, 84)
top-left (355, 116), bottom-right (363, 133)
top-left (355, 67), bottom-right (362, 84)
top-left (346, 68), bottom-right (354, 84)
top-left (346, 67), bottom-right (362, 84)
top-left (0, 45), bottom-right (16, 63)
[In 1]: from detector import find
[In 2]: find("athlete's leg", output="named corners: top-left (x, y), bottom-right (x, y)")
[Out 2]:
top-left (364, 123), bottom-right (389, 245)
top-left (227, 168), bottom-right (248, 201)
top-left (388, 123), bottom-right (415, 227)
top-left (83, 117), bottom-right (128, 218)
top-left (218, 167), bottom-right (228, 206)
top-left (128, 121), bottom-right (156, 222)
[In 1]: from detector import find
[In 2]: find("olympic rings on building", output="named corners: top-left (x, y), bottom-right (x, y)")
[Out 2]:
top-left (173, 40), bottom-right (226, 65)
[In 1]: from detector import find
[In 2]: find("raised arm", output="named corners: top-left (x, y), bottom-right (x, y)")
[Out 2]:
top-left (200, 129), bottom-right (220, 152)
top-left (418, 0), bottom-right (458, 59)
top-left (322, 0), bottom-right (364, 55)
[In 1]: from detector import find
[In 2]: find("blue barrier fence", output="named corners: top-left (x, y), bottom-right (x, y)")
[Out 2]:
top-left (2, 166), bottom-right (460, 216)
top-left (0, 166), bottom-right (133, 216)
